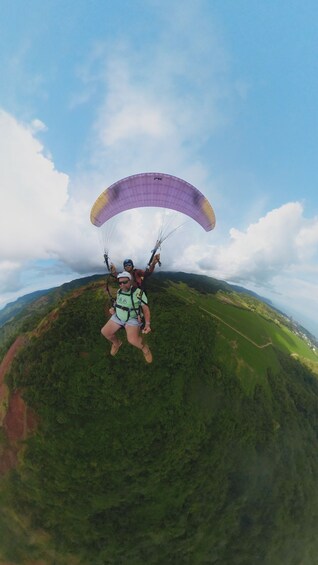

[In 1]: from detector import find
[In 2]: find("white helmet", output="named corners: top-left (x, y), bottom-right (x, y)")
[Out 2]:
top-left (117, 271), bottom-right (132, 280)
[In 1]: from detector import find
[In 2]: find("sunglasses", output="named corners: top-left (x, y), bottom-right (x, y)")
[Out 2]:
top-left (118, 280), bottom-right (130, 285)
top-left (124, 263), bottom-right (133, 268)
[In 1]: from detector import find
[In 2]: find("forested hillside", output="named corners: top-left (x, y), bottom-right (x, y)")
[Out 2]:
top-left (1, 274), bottom-right (318, 564)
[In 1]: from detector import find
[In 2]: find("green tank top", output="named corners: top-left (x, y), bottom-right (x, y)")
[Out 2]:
top-left (115, 287), bottom-right (148, 322)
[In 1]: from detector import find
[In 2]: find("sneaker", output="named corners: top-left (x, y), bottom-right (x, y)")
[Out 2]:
top-left (142, 345), bottom-right (153, 364)
top-left (110, 341), bottom-right (122, 356)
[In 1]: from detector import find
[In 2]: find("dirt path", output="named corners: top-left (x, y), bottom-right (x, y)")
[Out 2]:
top-left (198, 305), bottom-right (273, 349)
top-left (180, 291), bottom-right (273, 349)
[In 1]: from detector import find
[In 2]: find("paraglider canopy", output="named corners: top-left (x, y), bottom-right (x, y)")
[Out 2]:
top-left (90, 172), bottom-right (216, 231)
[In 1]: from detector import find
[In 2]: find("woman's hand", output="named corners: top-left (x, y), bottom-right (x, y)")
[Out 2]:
top-left (142, 324), bottom-right (151, 334)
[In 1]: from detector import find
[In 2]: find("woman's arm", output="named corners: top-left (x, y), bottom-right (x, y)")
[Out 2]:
top-left (141, 303), bottom-right (151, 333)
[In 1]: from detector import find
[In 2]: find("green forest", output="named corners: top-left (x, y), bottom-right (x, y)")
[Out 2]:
top-left (1, 274), bottom-right (318, 564)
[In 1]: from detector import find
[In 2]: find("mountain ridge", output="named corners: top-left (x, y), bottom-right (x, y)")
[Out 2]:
top-left (1, 271), bottom-right (316, 346)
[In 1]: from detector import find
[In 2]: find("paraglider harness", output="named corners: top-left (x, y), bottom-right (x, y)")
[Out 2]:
top-left (129, 245), bottom-right (161, 325)
top-left (103, 245), bottom-right (161, 329)
top-left (103, 253), bottom-right (147, 329)
top-left (114, 286), bottom-right (147, 327)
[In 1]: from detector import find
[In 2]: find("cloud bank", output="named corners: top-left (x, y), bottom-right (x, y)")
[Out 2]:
top-left (0, 110), bottom-right (99, 295)
top-left (0, 110), bottom-right (68, 290)
top-left (196, 202), bottom-right (318, 287)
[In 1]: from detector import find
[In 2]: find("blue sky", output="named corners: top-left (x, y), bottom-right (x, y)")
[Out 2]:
top-left (1, 0), bottom-right (318, 337)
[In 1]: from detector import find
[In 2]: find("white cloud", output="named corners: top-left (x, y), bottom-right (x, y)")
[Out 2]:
top-left (30, 118), bottom-right (47, 133)
top-left (0, 260), bottom-right (22, 293)
top-left (0, 109), bottom-right (106, 296)
top-left (73, 3), bottom-right (232, 195)
top-left (92, 49), bottom-right (227, 176)
top-left (0, 110), bottom-right (72, 290)
top-left (104, 103), bottom-right (173, 145)
top-left (0, 109), bottom-right (69, 255)
top-left (296, 220), bottom-right (318, 260)
top-left (192, 202), bottom-right (318, 285)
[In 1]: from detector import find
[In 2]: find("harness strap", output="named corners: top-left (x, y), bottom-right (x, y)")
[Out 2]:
top-left (115, 287), bottom-right (145, 322)
top-left (114, 303), bottom-right (131, 312)
top-left (103, 253), bottom-right (115, 307)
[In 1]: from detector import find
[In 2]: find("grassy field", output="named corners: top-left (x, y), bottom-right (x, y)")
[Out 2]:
top-left (169, 282), bottom-right (318, 393)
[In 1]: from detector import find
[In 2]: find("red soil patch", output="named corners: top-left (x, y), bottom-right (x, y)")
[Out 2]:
top-left (0, 335), bottom-right (38, 475)
top-left (0, 335), bottom-right (27, 387)
top-left (4, 391), bottom-right (37, 442)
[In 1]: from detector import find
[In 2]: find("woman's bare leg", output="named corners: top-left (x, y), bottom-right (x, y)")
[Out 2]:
top-left (101, 319), bottom-right (123, 356)
top-left (125, 325), bottom-right (152, 363)
top-left (125, 325), bottom-right (143, 349)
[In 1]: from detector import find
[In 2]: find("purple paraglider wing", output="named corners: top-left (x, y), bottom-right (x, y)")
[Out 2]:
top-left (90, 172), bottom-right (216, 231)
